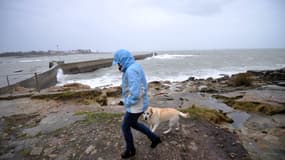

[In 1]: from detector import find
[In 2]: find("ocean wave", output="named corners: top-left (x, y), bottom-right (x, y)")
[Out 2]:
top-left (192, 70), bottom-right (240, 79)
top-left (57, 78), bottom-right (121, 88)
top-left (56, 69), bottom-right (121, 88)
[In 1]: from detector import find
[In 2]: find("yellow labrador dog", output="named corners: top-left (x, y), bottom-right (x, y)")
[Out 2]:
top-left (143, 107), bottom-right (189, 134)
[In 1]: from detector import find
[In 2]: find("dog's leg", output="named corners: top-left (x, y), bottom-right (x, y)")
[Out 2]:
top-left (164, 117), bottom-right (178, 134)
top-left (152, 123), bottom-right (159, 132)
top-left (175, 120), bottom-right (180, 131)
top-left (163, 120), bottom-right (174, 134)
top-left (149, 124), bottom-right (153, 130)
top-left (163, 128), bottom-right (172, 134)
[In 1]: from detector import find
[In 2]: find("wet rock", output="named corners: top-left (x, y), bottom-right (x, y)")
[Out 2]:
top-left (187, 77), bottom-right (195, 81)
top-left (149, 81), bottom-right (162, 89)
top-left (48, 154), bottom-right (57, 158)
top-left (85, 145), bottom-right (95, 154)
top-left (170, 141), bottom-right (178, 145)
top-left (30, 147), bottom-right (43, 155)
top-left (23, 112), bottom-right (85, 136)
top-left (96, 94), bottom-right (108, 106)
top-left (188, 142), bottom-right (198, 151)
top-left (104, 86), bottom-right (121, 97)
top-left (0, 152), bottom-right (14, 159)
top-left (262, 130), bottom-right (268, 134)
top-left (90, 150), bottom-right (97, 156)
top-left (228, 72), bottom-right (254, 87)
top-left (63, 83), bottom-right (91, 90)
top-left (273, 81), bottom-right (285, 87)
top-left (229, 152), bottom-right (237, 158)
top-left (13, 85), bottom-right (30, 92)
top-left (217, 143), bottom-right (224, 148)
top-left (43, 147), bottom-right (56, 156)
top-left (198, 85), bottom-right (207, 92)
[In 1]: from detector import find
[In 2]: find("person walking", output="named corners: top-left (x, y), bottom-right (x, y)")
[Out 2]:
top-left (112, 49), bottom-right (162, 159)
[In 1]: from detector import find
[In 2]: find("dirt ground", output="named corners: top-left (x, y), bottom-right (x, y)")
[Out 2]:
top-left (0, 110), bottom-right (250, 160)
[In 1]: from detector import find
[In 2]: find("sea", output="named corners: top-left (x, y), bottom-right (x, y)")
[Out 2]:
top-left (1, 49), bottom-right (285, 88)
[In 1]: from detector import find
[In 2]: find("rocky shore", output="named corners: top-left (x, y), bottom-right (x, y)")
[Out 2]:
top-left (0, 68), bottom-right (284, 160)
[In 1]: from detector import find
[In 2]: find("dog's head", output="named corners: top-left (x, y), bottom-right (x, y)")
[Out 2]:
top-left (143, 107), bottom-right (153, 121)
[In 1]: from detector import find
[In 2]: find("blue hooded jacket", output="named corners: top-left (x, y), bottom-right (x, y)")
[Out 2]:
top-left (113, 49), bottom-right (149, 113)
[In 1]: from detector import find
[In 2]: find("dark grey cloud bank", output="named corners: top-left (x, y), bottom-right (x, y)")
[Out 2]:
top-left (0, 0), bottom-right (284, 52)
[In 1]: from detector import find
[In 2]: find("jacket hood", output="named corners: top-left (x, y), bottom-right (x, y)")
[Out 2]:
top-left (112, 49), bottom-right (135, 72)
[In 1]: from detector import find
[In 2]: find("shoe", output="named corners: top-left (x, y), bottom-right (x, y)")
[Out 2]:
top-left (151, 137), bottom-right (162, 148)
top-left (121, 149), bottom-right (136, 159)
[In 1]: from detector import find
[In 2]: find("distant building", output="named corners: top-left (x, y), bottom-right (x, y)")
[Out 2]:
top-left (48, 49), bottom-right (92, 54)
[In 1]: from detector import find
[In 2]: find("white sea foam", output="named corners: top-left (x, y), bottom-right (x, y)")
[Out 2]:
top-left (57, 77), bottom-right (121, 88)
top-left (19, 59), bottom-right (42, 63)
top-left (146, 74), bottom-right (189, 82)
top-left (56, 67), bottom-right (122, 88)
top-left (191, 69), bottom-right (243, 79)
top-left (56, 68), bottom-right (65, 83)
top-left (147, 54), bottom-right (196, 60)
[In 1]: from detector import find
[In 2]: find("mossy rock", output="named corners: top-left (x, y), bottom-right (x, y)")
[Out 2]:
top-left (104, 86), bottom-right (122, 97)
top-left (231, 101), bottom-right (285, 115)
top-left (32, 89), bottom-right (107, 106)
top-left (2, 113), bottom-right (40, 141)
top-left (213, 95), bottom-right (285, 115)
top-left (32, 89), bottom-right (102, 99)
top-left (20, 148), bottom-right (31, 156)
top-left (228, 73), bottom-right (254, 87)
top-left (180, 105), bottom-right (233, 124)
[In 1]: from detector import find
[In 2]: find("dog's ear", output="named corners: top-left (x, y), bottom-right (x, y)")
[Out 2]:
top-left (149, 108), bottom-right (153, 115)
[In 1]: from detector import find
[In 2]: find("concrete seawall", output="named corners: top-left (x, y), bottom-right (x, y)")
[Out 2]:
top-left (0, 53), bottom-right (154, 95)
top-left (60, 58), bottom-right (113, 74)
top-left (0, 64), bottom-right (59, 95)
top-left (59, 53), bottom-right (154, 74)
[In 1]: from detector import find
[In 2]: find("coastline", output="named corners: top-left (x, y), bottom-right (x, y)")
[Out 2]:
top-left (0, 67), bottom-right (284, 159)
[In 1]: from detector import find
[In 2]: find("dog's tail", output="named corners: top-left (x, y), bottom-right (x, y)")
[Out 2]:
top-left (179, 112), bottom-right (190, 118)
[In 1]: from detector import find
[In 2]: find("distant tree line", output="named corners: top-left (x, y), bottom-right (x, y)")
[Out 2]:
top-left (0, 49), bottom-right (96, 57)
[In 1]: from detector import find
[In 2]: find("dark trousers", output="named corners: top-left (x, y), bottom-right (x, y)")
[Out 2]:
top-left (122, 112), bottom-right (158, 151)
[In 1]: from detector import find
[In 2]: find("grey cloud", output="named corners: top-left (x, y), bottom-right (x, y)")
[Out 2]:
top-left (143, 0), bottom-right (234, 16)
top-left (0, 0), bottom-right (284, 52)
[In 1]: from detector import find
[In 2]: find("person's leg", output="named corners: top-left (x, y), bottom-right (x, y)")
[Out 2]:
top-left (130, 112), bottom-right (162, 148)
top-left (130, 112), bottom-right (158, 141)
top-left (121, 112), bottom-right (136, 152)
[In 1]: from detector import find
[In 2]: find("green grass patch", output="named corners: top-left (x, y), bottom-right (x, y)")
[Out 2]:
top-left (79, 98), bottom-right (96, 105)
top-left (20, 148), bottom-right (31, 156)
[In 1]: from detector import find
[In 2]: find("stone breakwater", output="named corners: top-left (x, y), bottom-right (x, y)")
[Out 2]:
top-left (0, 53), bottom-right (154, 95)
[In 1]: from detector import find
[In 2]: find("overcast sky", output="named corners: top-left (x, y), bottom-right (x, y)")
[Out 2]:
top-left (0, 0), bottom-right (284, 52)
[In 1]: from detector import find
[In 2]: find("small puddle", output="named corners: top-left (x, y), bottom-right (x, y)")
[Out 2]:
top-left (228, 111), bottom-right (250, 129)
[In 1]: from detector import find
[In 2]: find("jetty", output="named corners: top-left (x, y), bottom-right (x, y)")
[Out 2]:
top-left (0, 53), bottom-right (154, 95)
